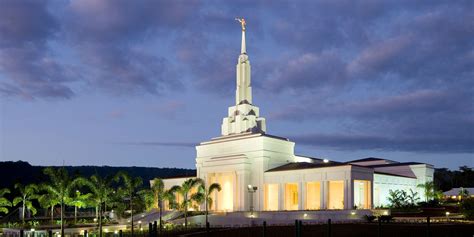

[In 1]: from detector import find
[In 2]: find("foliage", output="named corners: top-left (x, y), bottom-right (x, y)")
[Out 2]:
top-left (192, 182), bottom-right (221, 225)
top-left (387, 189), bottom-right (419, 209)
top-left (379, 215), bottom-right (394, 223)
top-left (460, 198), bottom-right (474, 220)
top-left (0, 188), bottom-right (12, 214)
top-left (42, 167), bottom-right (83, 237)
top-left (79, 174), bottom-right (116, 237)
top-left (458, 188), bottom-right (470, 199)
top-left (168, 178), bottom-right (204, 229)
top-left (418, 199), bottom-right (441, 208)
top-left (434, 166), bottom-right (474, 191)
top-left (115, 171), bottom-right (143, 236)
top-left (364, 215), bottom-right (377, 223)
top-left (417, 181), bottom-right (436, 201)
top-left (13, 183), bottom-right (39, 221)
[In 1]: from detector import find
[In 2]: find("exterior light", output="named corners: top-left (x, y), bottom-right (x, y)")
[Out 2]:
top-left (30, 229), bottom-right (35, 232)
top-left (247, 185), bottom-right (252, 190)
top-left (104, 229), bottom-right (109, 233)
top-left (249, 214), bottom-right (254, 218)
top-left (303, 213), bottom-right (308, 217)
top-left (351, 211), bottom-right (356, 215)
top-left (323, 159), bottom-right (329, 163)
top-left (383, 211), bottom-right (388, 215)
top-left (445, 212), bottom-right (450, 216)
top-left (114, 231), bottom-right (118, 234)
top-left (138, 221), bottom-right (142, 224)
top-left (93, 218), bottom-right (97, 222)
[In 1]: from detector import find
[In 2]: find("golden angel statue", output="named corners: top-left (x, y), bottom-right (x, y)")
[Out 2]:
top-left (235, 17), bottom-right (246, 31)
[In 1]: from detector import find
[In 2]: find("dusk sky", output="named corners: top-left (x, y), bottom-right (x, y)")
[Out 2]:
top-left (0, 0), bottom-right (473, 170)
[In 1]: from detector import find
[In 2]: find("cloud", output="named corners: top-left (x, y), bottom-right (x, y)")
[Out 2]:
top-left (278, 88), bottom-right (474, 153)
top-left (291, 132), bottom-right (474, 153)
top-left (0, 0), bottom-right (74, 99)
top-left (115, 141), bottom-right (195, 148)
top-left (149, 100), bottom-right (187, 120)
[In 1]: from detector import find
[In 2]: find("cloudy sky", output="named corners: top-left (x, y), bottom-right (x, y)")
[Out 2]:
top-left (0, 0), bottom-right (473, 170)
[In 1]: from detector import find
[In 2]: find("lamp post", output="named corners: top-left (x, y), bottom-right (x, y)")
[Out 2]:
top-left (247, 185), bottom-right (258, 216)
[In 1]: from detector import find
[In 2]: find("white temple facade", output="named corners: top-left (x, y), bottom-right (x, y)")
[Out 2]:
top-left (161, 20), bottom-right (434, 212)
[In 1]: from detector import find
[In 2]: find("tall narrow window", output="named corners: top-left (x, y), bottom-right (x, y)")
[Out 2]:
top-left (328, 181), bottom-right (344, 209)
top-left (354, 180), bottom-right (371, 209)
top-left (264, 184), bottom-right (279, 211)
top-left (305, 182), bottom-right (321, 210)
top-left (284, 183), bottom-right (299, 210)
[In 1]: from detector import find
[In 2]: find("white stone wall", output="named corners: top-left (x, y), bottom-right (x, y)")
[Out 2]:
top-left (264, 165), bottom-right (374, 210)
top-left (196, 133), bottom-right (296, 211)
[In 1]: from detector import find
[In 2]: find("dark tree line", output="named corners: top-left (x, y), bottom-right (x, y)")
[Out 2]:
top-left (434, 166), bottom-right (474, 191)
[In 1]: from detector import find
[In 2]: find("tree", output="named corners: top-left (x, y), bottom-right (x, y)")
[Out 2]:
top-left (417, 181), bottom-right (436, 201)
top-left (194, 182), bottom-right (221, 226)
top-left (115, 172), bottom-right (143, 237)
top-left (42, 167), bottom-right (82, 237)
top-left (139, 178), bottom-right (169, 233)
top-left (0, 188), bottom-right (12, 214)
top-left (68, 190), bottom-right (92, 224)
top-left (80, 174), bottom-right (115, 237)
top-left (459, 187), bottom-right (470, 201)
top-left (37, 188), bottom-right (60, 224)
top-left (168, 178), bottom-right (203, 229)
top-left (13, 183), bottom-right (38, 222)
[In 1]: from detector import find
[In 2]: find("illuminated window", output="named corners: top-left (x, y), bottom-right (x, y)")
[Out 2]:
top-left (284, 183), bottom-right (299, 210)
top-left (354, 180), bottom-right (371, 209)
top-left (264, 184), bottom-right (279, 211)
top-left (215, 173), bottom-right (234, 211)
top-left (305, 182), bottom-right (321, 210)
top-left (328, 181), bottom-right (344, 209)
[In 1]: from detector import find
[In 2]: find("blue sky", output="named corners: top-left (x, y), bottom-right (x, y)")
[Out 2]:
top-left (0, 0), bottom-right (473, 170)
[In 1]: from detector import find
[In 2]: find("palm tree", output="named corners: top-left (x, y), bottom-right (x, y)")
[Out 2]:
top-left (0, 188), bottom-right (12, 214)
top-left (37, 189), bottom-right (60, 224)
top-left (42, 167), bottom-right (83, 237)
top-left (194, 182), bottom-right (221, 226)
top-left (79, 174), bottom-right (115, 237)
top-left (417, 181), bottom-right (436, 201)
top-left (459, 187), bottom-right (469, 201)
top-left (68, 190), bottom-right (92, 224)
top-left (13, 183), bottom-right (39, 222)
top-left (115, 172), bottom-right (143, 237)
top-left (139, 187), bottom-right (177, 233)
top-left (168, 178), bottom-right (203, 229)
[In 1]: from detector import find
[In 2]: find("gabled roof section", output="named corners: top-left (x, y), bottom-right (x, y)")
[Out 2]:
top-left (348, 157), bottom-right (390, 163)
top-left (366, 162), bottom-right (427, 168)
top-left (443, 188), bottom-right (474, 196)
top-left (266, 161), bottom-right (352, 172)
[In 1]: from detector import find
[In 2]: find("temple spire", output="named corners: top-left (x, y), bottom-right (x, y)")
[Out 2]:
top-left (220, 18), bottom-right (266, 136)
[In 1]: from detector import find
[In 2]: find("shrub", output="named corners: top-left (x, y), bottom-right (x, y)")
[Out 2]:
top-left (364, 215), bottom-right (376, 223)
top-left (378, 215), bottom-right (393, 223)
top-left (460, 198), bottom-right (474, 220)
top-left (419, 199), bottom-right (441, 208)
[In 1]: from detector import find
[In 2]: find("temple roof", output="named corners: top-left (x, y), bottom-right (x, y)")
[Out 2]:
top-left (266, 161), bottom-right (350, 172)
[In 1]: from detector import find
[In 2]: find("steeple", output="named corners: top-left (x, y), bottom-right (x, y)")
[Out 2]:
top-left (235, 17), bottom-right (251, 105)
top-left (220, 18), bottom-right (266, 136)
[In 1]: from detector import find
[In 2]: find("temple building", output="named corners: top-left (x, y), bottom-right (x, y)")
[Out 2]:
top-left (161, 19), bottom-right (434, 212)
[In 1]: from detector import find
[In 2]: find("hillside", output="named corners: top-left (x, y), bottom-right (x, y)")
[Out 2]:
top-left (0, 161), bottom-right (196, 188)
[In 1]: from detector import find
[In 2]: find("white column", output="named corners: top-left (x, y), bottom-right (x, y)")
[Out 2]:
top-left (299, 182), bottom-right (304, 210)
top-left (278, 183), bottom-right (284, 210)
top-left (233, 171), bottom-right (238, 212)
top-left (344, 179), bottom-right (353, 210)
top-left (322, 181), bottom-right (328, 209)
